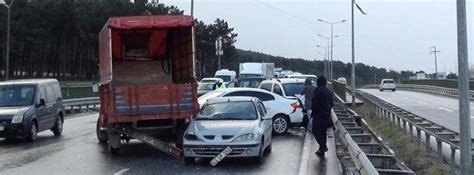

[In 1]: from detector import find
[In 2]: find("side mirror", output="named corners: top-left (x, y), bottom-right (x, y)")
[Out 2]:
top-left (37, 99), bottom-right (46, 107)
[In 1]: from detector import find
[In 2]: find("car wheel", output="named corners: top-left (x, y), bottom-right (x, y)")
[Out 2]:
top-left (109, 143), bottom-right (120, 155)
top-left (26, 122), bottom-right (38, 142)
top-left (379, 89), bottom-right (383, 92)
top-left (96, 119), bottom-right (108, 144)
top-left (184, 157), bottom-right (195, 165)
top-left (52, 116), bottom-right (63, 136)
top-left (272, 115), bottom-right (289, 135)
top-left (392, 89), bottom-right (396, 92)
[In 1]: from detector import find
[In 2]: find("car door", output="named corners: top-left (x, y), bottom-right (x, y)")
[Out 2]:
top-left (258, 101), bottom-right (272, 145)
top-left (44, 84), bottom-right (58, 129)
top-left (36, 86), bottom-right (51, 131)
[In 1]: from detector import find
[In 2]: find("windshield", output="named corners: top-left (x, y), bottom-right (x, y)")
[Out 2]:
top-left (383, 80), bottom-right (395, 84)
top-left (282, 83), bottom-right (305, 97)
top-left (198, 83), bottom-right (214, 91)
top-left (240, 74), bottom-right (262, 78)
top-left (196, 101), bottom-right (257, 120)
top-left (239, 79), bottom-right (263, 88)
top-left (201, 79), bottom-right (217, 83)
top-left (0, 85), bottom-right (36, 107)
top-left (215, 75), bottom-right (231, 82)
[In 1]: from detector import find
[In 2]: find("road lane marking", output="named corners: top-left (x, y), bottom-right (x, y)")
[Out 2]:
top-left (417, 101), bottom-right (428, 105)
top-left (114, 168), bottom-right (130, 175)
top-left (298, 130), bottom-right (312, 175)
top-left (439, 107), bottom-right (453, 112)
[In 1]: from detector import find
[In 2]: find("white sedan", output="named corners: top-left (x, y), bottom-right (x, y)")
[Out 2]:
top-left (184, 97), bottom-right (272, 164)
top-left (198, 88), bottom-right (304, 134)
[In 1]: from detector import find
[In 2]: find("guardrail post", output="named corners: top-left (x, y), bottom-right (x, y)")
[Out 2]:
top-left (86, 104), bottom-right (89, 109)
top-left (71, 106), bottom-right (75, 115)
top-left (425, 133), bottom-right (431, 152)
top-left (396, 115), bottom-right (401, 128)
top-left (450, 145), bottom-right (457, 172)
top-left (402, 120), bottom-right (407, 134)
top-left (93, 104), bottom-right (96, 108)
top-left (409, 123), bottom-right (414, 141)
top-left (436, 138), bottom-right (443, 162)
top-left (416, 129), bottom-right (421, 145)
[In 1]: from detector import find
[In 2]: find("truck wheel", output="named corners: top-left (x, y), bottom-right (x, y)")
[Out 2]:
top-left (108, 144), bottom-right (120, 155)
top-left (26, 121), bottom-right (38, 142)
top-left (184, 157), bottom-right (194, 164)
top-left (96, 119), bottom-right (108, 144)
top-left (52, 115), bottom-right (63, 136)
top-left (175, 120), bottom-right (186, 149)
top-left (272, 115), bottom-right (289, 135)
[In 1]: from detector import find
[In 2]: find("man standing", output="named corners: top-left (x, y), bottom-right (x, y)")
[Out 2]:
top-left (301, 79), bottom-right (316, 130)
top-left (311, 76), bottom-right (334, 157)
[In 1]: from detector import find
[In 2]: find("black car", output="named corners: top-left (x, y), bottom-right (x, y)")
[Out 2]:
top-left (0, 79), bottom-right (65, 142)
top-left (237, 77), bottom-right (266, 88)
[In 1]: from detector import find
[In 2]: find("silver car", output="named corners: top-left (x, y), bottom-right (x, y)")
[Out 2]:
top-left (183, 97), bottom-right (273, 164)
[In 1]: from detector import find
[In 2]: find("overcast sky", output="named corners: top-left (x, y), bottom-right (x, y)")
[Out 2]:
top-left (160, 0), bottom-right (473, 73)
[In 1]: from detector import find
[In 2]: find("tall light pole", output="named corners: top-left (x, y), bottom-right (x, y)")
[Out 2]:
top-left (190, 0), bottom-right (196, 78)
top-left (430, 46), bottom-right (440, 80)
top-left (456, 0), bottom-right (471, 174)
top-left (318, 34), bottom-right (340, 80)
top-left (316, 51), bottom-right (327, 77)
top-left (317, 45), bottom-right (329, 78)
top-left (351, 0), bottom-right (356, 107)
top-left (318, 19), bottom-right (346, 80)
top-left (1, 0), bottom-right (13, 80)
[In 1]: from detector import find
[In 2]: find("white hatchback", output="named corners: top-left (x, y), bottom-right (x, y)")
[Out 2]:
top-left (379, 79), bottom-right (396, 91)
top-left (198, 88), bottom-right (303, 134)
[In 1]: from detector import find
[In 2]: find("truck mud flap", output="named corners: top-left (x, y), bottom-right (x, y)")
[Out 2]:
top-left (110, 128), bottom-right (183, 159)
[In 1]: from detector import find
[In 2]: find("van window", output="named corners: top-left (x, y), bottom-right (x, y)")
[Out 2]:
top-left (52, 83), bottom-right (62, 100)
top-left (39, 86), bottom-right (47, 102)
top-left (260, 83), bottom-right (272, 92)
top-left (273, 84), bottom-right (283, 96)
top-left (45, 85), bottom-right (56, 104)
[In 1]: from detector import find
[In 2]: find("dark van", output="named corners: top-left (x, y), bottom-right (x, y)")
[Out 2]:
top-left (0, 79), bottom-right (65, 142)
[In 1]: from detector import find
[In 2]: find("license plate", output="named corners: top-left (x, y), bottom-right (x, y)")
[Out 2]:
top-left (0, 126), bottom-right (4, 131)
top-left (209, 147), bottom-right (233, 166)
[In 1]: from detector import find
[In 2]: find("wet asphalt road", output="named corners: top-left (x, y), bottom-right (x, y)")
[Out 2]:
top-left (361, 89), bottom-right (474, 138)
top-left (0, 112), bottom-right (307, 175)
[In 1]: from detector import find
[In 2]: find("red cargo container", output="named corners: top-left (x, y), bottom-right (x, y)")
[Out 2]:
top-left (96, 15), bottom-right (198, 156)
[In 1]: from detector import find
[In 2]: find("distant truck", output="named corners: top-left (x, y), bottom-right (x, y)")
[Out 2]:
top-left (96, 15), bottom-right (199, 157)
top-left (239, 63), bottom-right (275, 79)
top-left (214, 69), bottom-right (236, 83)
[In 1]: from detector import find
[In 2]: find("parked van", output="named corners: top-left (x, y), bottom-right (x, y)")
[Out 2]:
top-left (214, 69), bottom-right (236, 83)
top-left (0, 79), bottom-right (65, 142)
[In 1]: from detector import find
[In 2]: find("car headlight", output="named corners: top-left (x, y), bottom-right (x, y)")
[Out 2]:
top-left (184, 132), bottom-right (200, 141)
top-left (233, 133), bottom-right (258, 142)
top-left (11, 112), bottom-right (25, 124)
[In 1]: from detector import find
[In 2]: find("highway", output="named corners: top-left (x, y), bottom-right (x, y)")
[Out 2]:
top-left (361, 89), bottom-right (474, 138)
top-left (0, 112), bottom-right (340, 175)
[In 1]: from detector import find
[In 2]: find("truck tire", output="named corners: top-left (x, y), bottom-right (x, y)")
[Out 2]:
top-left (174, 119), bottom-right (186, 149)
top-left (96, 119), bottom-right (108, 144)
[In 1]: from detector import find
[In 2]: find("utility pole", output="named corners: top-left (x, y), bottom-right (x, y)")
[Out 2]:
top-left (215, 37), bottom-right (223, 70)
top-left (190, 0), bottom-right (196, 78)
top-left (430, 46), bottom-right (440, 80)
top-left (1, 0), bottom-right (13, 80)
top-left (456, 0), bottom-right (472, 174)
top-left (317, 19), bottom-right (346, 80)
top-left (351, 0), bottom-right (356, 107)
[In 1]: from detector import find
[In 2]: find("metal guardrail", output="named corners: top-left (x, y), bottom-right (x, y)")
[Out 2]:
top-left (362, 84), bottom-right (474, 100)
top-left (332, 94), bottom-right (414, 174)
top-left (63, 97), bottom-right (100, 114)
top-left (356, 90), bottom-right (474, 172)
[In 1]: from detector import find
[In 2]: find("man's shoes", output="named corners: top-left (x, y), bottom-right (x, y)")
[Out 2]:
top-left (315, 150), bottom-right (325, 157)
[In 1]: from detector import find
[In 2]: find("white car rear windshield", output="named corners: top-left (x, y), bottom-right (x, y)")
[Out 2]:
top-left (383, 80), bottom-right (395, 84)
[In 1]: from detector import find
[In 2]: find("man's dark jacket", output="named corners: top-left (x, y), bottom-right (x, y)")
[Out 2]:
top-left (311, 77), bottom-right (334, 128)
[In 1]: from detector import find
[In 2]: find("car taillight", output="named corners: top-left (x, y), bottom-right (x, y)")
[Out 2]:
top-left (291, 102), bottom-right (301, 109)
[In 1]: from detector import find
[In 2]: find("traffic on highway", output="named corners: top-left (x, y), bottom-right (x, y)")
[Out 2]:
top-left (0, 0), bottom-right (472, 174)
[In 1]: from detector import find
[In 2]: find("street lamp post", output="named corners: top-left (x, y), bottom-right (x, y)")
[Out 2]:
top-left (317, 45), bottom-right (329, 78)
top-left (317, 19), bottom-right (346, 80)
top-left (316, 50), bottom-right (327, 77)
top-left (318, 34), bottom-right (339, 79)
top-left (1, 0), bottom-right (13, 80)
